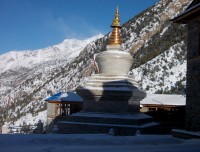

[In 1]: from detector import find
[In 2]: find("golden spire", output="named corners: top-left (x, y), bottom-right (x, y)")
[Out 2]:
top-left (108, 6), bottom-right (122, 46)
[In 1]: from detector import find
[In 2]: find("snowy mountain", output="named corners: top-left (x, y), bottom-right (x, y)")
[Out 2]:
top-left (0, 35), bottom-right (103, 73)
top-left (0, 34), bottom-right (103, 127)
top-left (0, 0), bottom-right (191, 129)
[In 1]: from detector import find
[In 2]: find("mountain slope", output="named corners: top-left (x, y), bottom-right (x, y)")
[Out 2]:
top-left (0, 35), bottom-right (103, 127)
top-left (132, 41), bottom-right (186, 94)
top-left (0, 35), bottom-right (103, 73)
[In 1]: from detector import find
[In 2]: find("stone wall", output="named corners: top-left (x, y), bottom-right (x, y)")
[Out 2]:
top-left (46, 103), bottom-right (57, 132)
top-left (186, 18), bottom-right (200, 131)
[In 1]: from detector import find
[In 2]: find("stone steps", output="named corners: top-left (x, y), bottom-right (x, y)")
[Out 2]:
top-left (53, 112), bottom-right (159, 135)
top-left (56, 121), bottom-right (159, 135)
top-left (56, 112), bottom-right (153, 126)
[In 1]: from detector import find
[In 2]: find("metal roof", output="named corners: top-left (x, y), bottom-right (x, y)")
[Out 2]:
top-left (172, 0), bottom-right (200, 23)
top-left (45, 92), bottom-right (83, 103)
top-left (141, 94), bottom-right (186, 106)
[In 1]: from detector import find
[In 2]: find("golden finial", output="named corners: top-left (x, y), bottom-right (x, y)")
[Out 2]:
top-left (108, 6), bottom-right (122, 46)
top-left (111, 6), bottom-right (121, 28)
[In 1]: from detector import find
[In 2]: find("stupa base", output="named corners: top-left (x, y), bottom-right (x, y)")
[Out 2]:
top-left (76, 74), bottom-right (146, 113)
top-left (53, 112), bottom-right (159, 135)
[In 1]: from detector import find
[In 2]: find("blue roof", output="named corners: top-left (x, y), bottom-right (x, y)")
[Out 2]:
top-left (45, 92), bottom-right (83, 102)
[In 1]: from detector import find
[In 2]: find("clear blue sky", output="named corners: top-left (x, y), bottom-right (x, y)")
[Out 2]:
top-left (0, 0), bottom-right (158, 54)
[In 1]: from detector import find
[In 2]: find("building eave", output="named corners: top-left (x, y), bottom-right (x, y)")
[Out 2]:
top-left (141, 104), bottom-right (185, 108)
top-left (172, 3), bottom-right (200, 24)
top-left (47, 100), bottom-right (83, 104)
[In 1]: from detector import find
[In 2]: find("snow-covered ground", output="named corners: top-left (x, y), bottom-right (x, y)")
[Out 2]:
top-left (0, 134), bottom-right (199, 152)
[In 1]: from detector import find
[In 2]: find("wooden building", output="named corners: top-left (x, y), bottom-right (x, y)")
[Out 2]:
top-left (172, 0), bottom-right (200, 131)
top-left (140, 94), bottom-right (186, 113)
top-left (45, 92), bottom-right (83, 129)
top-left (141, 94), bottom-right (186, 132)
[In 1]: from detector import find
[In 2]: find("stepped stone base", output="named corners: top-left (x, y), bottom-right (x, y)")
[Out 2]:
top-left (53, 53), bottom-right (149, 135)
top-left (57, 73), bottom-right (149, 135)
top-left (53, 112), bottom-right (159, 135)
top-left (76, 74), bottom-right (146, 113)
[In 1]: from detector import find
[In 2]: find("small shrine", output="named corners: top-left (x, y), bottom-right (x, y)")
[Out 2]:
top-left (77, 7), bottom-right (145, 114)
top-left (50, 7), bottom-right (158, 135)
top-left (45, 92), bottom-right (83, 132)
